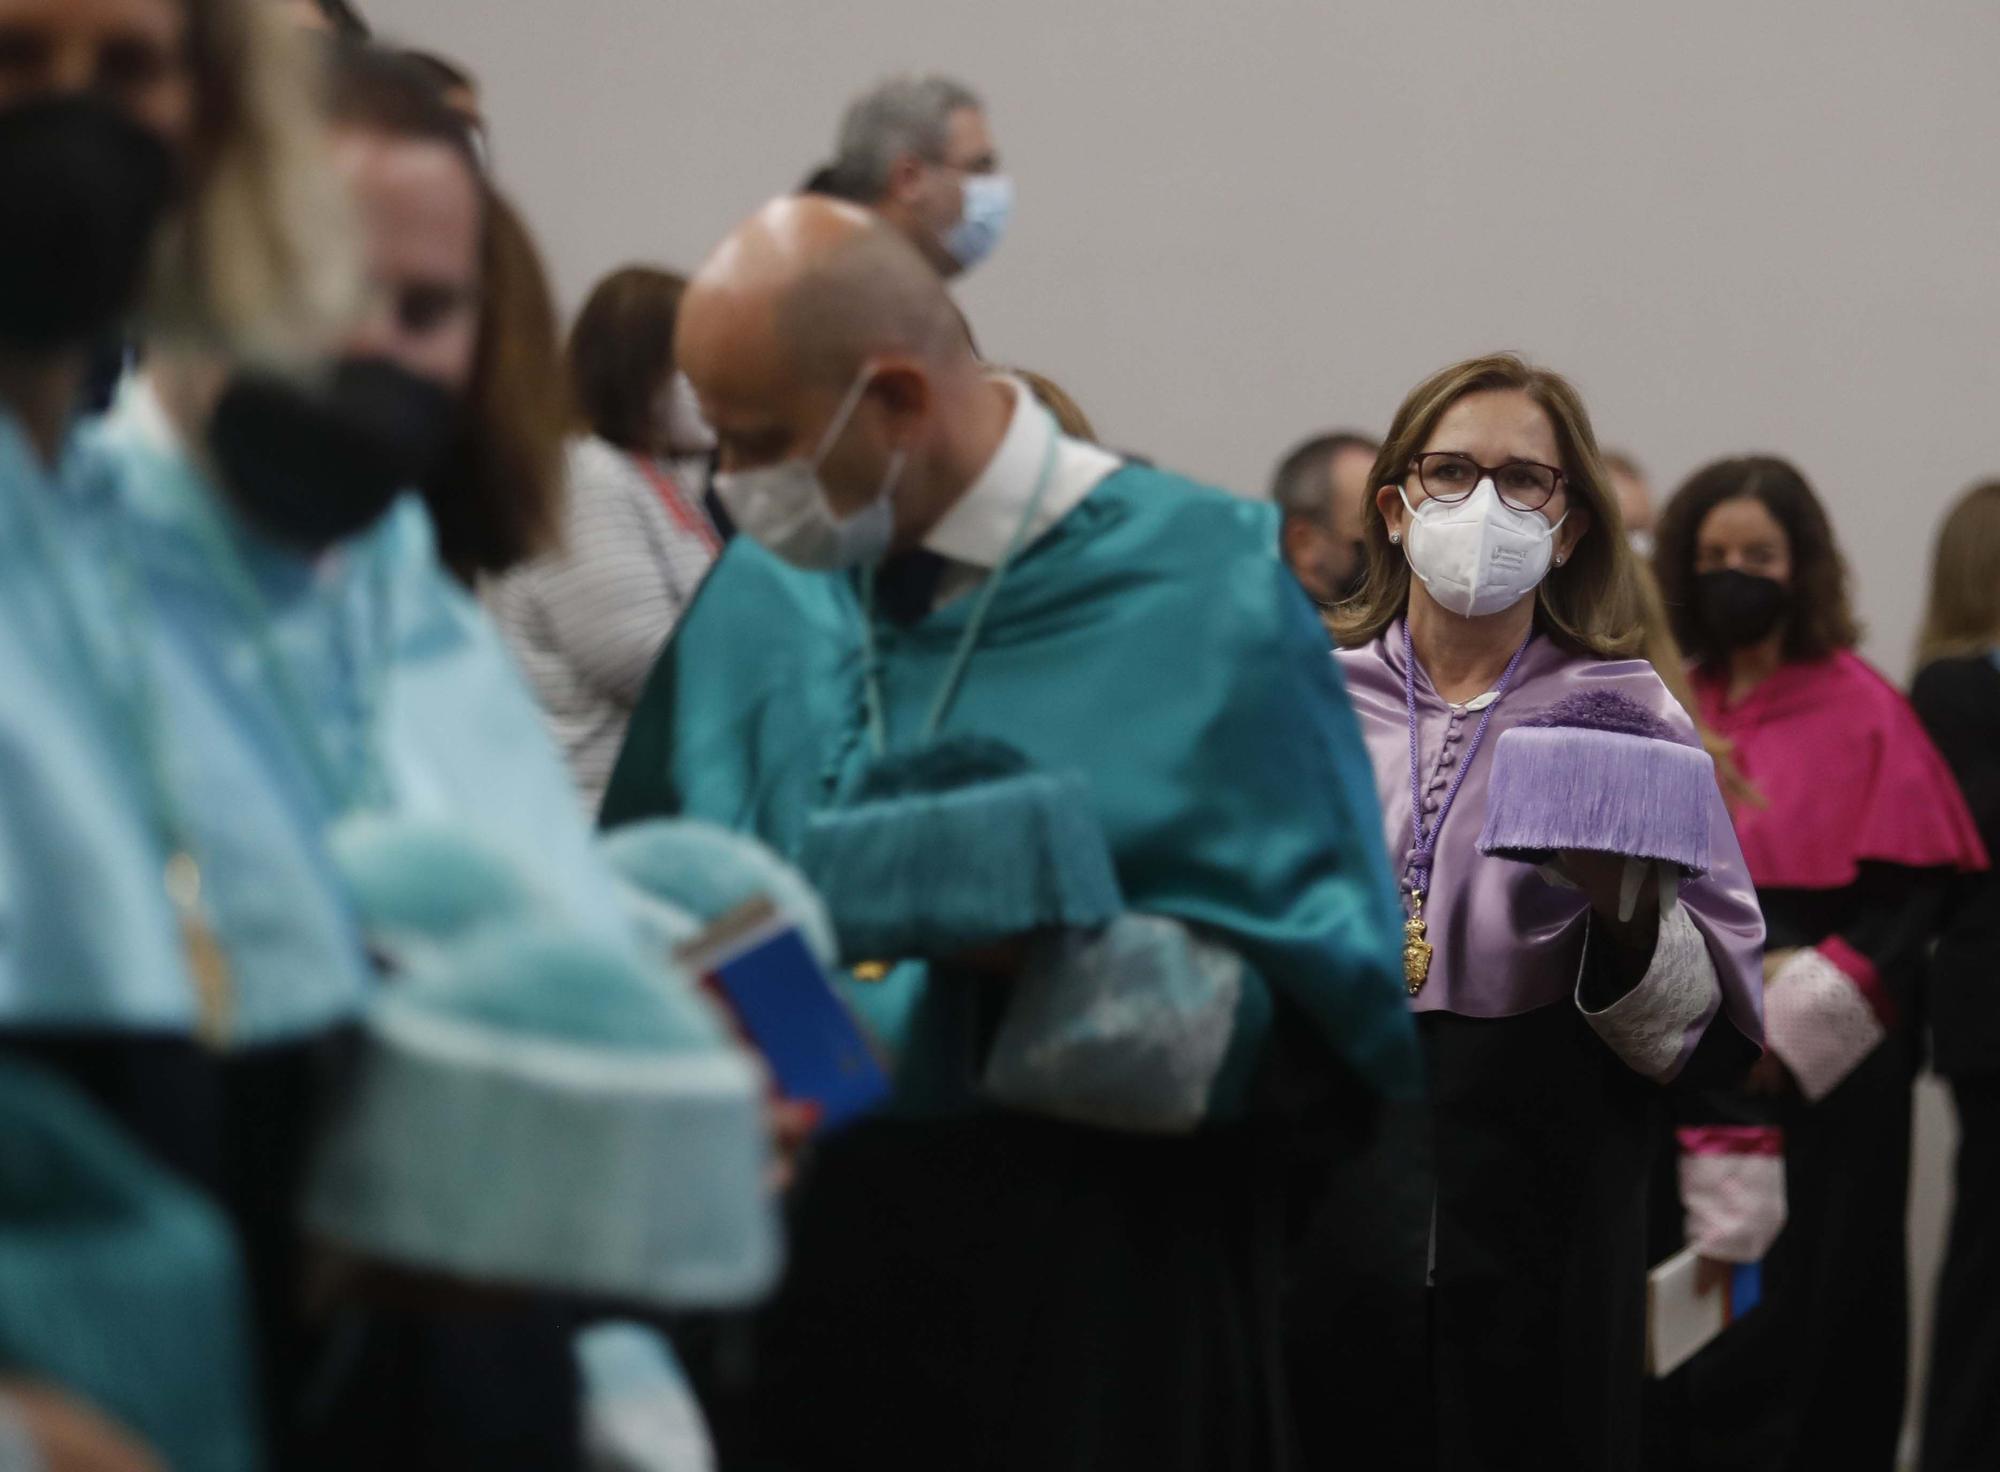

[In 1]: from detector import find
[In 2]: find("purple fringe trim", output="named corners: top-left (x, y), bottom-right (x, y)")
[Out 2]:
top-left (1477, 726), bottom-right (1715, 872)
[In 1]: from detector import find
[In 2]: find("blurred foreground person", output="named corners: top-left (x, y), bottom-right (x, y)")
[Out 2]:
top-left (0, 0), bottom-right (352, 1465)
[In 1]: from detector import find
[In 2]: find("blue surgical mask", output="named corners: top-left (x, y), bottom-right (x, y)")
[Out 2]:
top-left (943, 173), bottom-right (1014, 273)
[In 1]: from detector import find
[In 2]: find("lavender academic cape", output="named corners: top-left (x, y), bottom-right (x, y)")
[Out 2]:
top-left (1287, 625), bottom-right (1764, 1472)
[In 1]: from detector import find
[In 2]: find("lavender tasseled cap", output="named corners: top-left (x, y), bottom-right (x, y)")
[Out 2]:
top-left (1476, 689), bottom-right (1715, 875)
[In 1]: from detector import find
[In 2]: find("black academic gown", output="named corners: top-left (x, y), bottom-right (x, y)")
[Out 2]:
top-left (1914, 653), bottom-right (2000, 1472)
top-left (1291, 958), bottom-right (1753, 1472)
top-left (1644, 868), bottom-right (1944, 1472)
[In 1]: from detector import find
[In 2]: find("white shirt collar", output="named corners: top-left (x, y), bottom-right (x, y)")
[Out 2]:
top-left (923, 376), bottom-right (1120, 571)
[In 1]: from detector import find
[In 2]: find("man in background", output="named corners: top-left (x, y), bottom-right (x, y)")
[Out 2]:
top-left (1272, 430), bottom-right (1379, 607)
top-left (1605, 449), bottom-right (1658, 558)
top-left (816, 74), bottom-right (1012, 279)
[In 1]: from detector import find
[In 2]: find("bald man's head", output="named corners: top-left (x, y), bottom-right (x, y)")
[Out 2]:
top-left (680, 197), bottom-right (963, 391)
top-left (678, 197), bottom-right (981, 531)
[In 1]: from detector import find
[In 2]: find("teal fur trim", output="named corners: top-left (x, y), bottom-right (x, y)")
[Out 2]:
top-left (0, 1063), bottom-right (261, 1472)
top-left (802, 767), bottom-right (1124, 964)
top-left (600, 818), bottom-right (838, 967)
top-left (331, 813), bottom-right (537, 944)
top-left (395, 921), bottom-right (728, 1053)
top-left (306, 921), bottom-right (778, 1308)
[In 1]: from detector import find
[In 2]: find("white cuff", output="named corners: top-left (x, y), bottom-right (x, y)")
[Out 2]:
top-left (982, 914), bottom-right (1242, 1134)
top-left (577, 1323), bottom-right (716, 1472)
top-left (1763, 948), bottom-right (1885, 1103)
top-left (1578, 901), bottom-right (1720, 1081)
top-left (1679, 1148), bottom-right (1787, 1263)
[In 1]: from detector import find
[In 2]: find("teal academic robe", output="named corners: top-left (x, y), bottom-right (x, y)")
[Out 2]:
top-left (603, 461), bottom-right (1415, 1471)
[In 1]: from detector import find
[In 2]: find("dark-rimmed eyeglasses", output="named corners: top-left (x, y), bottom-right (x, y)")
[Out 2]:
top-left (1410, 451), bottom-right (1565, 513)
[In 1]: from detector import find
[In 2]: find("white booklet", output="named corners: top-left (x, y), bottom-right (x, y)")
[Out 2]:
top-left (1647, 1247), bottom-right (1764, 1378)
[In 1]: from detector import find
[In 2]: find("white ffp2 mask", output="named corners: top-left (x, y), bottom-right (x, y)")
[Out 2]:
top-left (1399, 478), bottom-right (1566, 618)
top-left (712, 367), bottom-right (905, 570)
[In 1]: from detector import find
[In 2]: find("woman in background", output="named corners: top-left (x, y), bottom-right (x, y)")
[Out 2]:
top-left (487, 265), bottom-right (720, 810)
top-left (1913, 481), bottom-right (2000, 1472)
top-left (1648, 457), bottom-right (1984, 1472)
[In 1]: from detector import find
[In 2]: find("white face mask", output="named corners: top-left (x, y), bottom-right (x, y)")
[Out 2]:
top-left (712, 366), bottom-right (906, 570)
top-left (1398, 477), bottom-right (1567, 618)
top-left (942, 173), bottom-right (1014, 273)
top-left (653, 371), bottom-right (716, 456)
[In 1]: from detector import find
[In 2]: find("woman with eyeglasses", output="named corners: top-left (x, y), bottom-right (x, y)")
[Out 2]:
top-left (1643, 458), bottom-right (1984, 1472)
top-left (1300, 356), bottom-right (1765, 1472)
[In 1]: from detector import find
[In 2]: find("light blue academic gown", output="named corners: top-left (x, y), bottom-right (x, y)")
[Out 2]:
top-left (0, 409), bottom-right (262, 1472)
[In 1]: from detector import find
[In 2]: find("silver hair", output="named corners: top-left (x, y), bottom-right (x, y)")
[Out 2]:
top-left (833, 74), bottom-right (983, 201)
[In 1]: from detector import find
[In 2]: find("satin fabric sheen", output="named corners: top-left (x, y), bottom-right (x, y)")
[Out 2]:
top-left (1693, 651), bottom-right (1987, 891)
top-left (1337, 622), bottom-right (1765, 1050)
top-left (603, 462), bottom-right (1421, 1100)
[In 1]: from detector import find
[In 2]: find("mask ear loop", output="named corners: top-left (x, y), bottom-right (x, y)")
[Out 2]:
top-left (810, 363), bottom-right (882, 470)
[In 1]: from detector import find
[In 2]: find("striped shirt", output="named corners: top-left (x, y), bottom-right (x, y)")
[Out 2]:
top-left (486, 435), bottom-right (717, 812)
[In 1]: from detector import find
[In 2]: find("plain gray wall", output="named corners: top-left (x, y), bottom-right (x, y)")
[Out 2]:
top-left (390, 0), bottom-right (2000, 677)
top-left (388, 3), bottom-right (1990, 1452)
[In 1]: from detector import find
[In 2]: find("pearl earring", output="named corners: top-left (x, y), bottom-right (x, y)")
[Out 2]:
top-left (1389, 532), bottom-right (1402, 545)
top-left (1554, 554), bottom-right (1565, 566)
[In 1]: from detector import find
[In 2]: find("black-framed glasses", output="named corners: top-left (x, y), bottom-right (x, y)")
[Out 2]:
top-left (1411, 451), bottom-right (1565, 513)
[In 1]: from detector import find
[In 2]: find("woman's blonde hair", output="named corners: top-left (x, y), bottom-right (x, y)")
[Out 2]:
top-left (1917, 480), bottom-right (2000, 672)
top-left (145, 0), bottom-right (357, 361)
top-left (1329, 353), bottom-right (1645, 659)
top-left (1009, 367), bottom-right (1098, 442)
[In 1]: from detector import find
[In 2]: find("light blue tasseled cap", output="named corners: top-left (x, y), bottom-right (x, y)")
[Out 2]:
top-left (799, 737), bottom-right (1125, 965)
top-left (330, 813), bottom-right (539, 956)
top-left (304, 919), bottom-right (781, 1309)
top-left (600, 818), bottom-right (838, 967)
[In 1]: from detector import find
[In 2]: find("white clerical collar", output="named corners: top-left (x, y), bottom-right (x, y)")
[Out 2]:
top-left (923, 375), bottom-right (1120, 571)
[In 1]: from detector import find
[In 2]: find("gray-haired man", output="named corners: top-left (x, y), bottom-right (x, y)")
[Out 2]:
top-left (823, 73), bottom-right (1010, 278)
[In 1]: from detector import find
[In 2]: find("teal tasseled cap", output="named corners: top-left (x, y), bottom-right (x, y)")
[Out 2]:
top-left (599, 818), bottom-right (838, 967)
top-left (330, 813), bottom-right (538, 952)
top-left (304, 920), bottom-right (781, 1310)
top-left (799, 737), bottom-right (1124, 965)
top-left (0, 1061), bottom-right (261, 1472)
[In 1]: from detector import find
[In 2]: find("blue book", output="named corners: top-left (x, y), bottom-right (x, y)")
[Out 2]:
top-left (678, 900), bottom-right (890, 1132)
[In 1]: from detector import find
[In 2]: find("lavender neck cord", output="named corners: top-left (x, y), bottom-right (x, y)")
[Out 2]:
top-left (1402, 618), bottom-right (1532, 902)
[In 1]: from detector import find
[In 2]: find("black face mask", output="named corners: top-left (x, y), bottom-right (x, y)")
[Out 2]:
top-left (0, 95), bottom-right (175, 351)
top-left (207, 358), bottom-right (459, 553)
top-left (1694, 569), bottom-right (1791, 650)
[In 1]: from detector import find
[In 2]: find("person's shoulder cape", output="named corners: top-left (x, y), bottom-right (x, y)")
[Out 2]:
top-left (605, 463), bottom-right (1420, 1097)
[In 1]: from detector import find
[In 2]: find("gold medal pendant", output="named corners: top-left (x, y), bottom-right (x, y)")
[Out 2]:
top-left (1402, 892), bottom-right (1433, 997)
top-left (165, 852), bottom-right (233, 1048)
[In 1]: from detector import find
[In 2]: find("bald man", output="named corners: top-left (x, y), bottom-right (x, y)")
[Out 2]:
top-left (602, 199), bottom-right (1413, 1471)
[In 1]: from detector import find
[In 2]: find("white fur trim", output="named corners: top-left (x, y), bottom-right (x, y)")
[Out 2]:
top-left (578, 1323), bottom-right (717, 1472)
top-left (1679, 1153), bottom-right (1787, 1263)
top-left (1577, 902), bottom-right (1719, 1080)
top-left (983, 914), bottom-right (1243, 1134)
top-left (1763, 947), bottom-right (1885, 1102)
